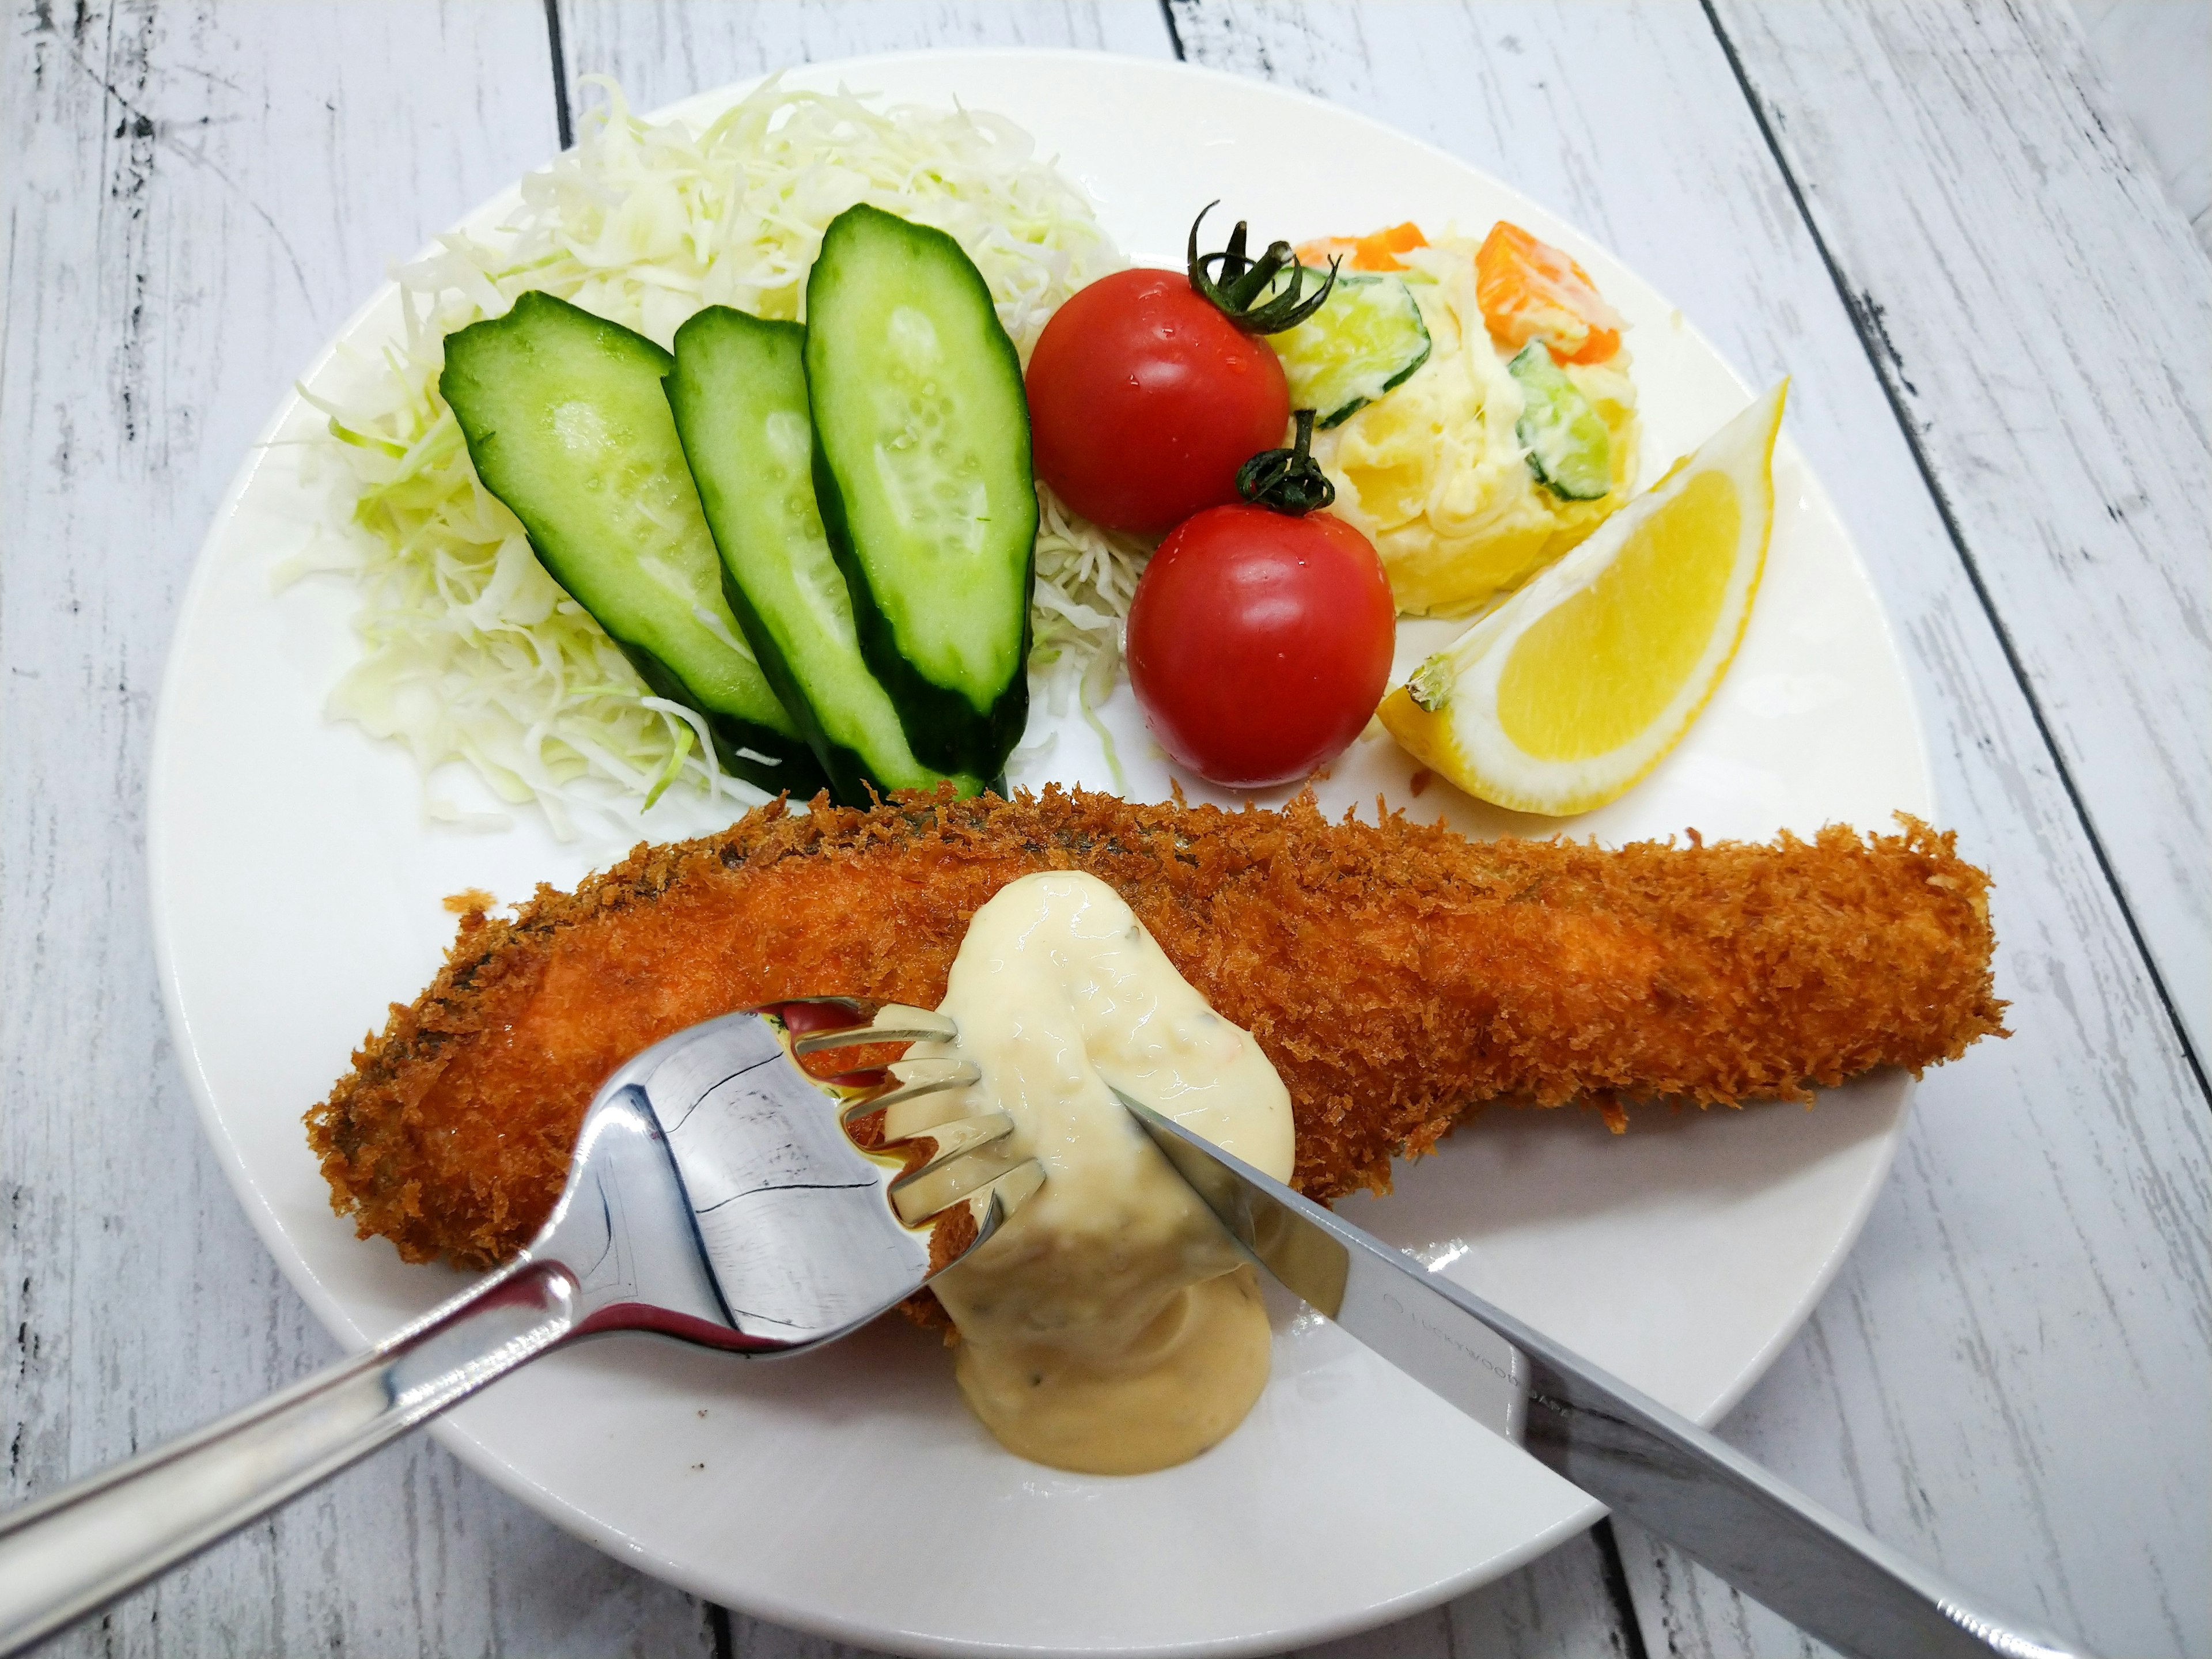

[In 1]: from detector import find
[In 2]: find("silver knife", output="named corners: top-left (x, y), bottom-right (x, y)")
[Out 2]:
top-left (1119, 1090), bottom-right (2089, 1659)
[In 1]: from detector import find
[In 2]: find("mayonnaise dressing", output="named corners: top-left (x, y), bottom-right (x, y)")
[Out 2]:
top-left (902, 871), bottom-right (1294, 1475)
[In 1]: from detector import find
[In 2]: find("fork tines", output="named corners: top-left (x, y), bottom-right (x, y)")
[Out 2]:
top-left (838, 1056), bottom-right (982, 1128)
top-left (891, 1122), bottom-right (1033, 1226)
top-left (792, 1004), bottom-right (956, 1056)
top-left (797, 1005), bottom-right (1044, 1230)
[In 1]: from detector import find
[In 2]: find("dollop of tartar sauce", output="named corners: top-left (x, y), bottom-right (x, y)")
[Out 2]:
top-left (903, 871), bottom-right (1294, 1475)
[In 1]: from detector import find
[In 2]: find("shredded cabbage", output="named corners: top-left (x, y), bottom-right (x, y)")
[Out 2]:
top-left (299, 76), bottom-right (1139, 836)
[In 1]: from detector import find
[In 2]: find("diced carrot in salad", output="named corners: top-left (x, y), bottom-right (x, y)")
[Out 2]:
top-left (1295, 221), bottom-right (1430, 272)
top-left (1474, 222), bottom-right (1623, 365)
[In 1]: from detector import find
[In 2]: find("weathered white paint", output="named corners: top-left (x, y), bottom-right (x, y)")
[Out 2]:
top-left (6, 2), bottom-right (2205, 1657)
top-left (554, 0), bottom-right (1176, 122)
top-left (1713, 0), bottom-right (2212, 1068)
top-left (0, 4), bottom-right (715, 1656)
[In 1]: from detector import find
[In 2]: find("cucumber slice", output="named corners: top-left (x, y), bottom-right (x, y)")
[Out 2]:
top-left (666, 306), bottom-right (984, 807)
top-left (1268, 268), bottom-right (1433, 428)
top-left (441, 291), bottom-right (822, 796)
top-left (803, 204), bottom-right (1036, 780)
top-left (1506, 341), bottom-right (1613, 501)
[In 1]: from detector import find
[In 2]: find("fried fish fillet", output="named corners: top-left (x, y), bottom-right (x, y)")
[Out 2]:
top-left (308, 789), bottom-right (2004, 1269)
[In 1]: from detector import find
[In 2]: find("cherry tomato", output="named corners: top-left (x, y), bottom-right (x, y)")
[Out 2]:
top-left (1126, 506), bottom-right (1396, 789)
top-left (1025, 269), bottom-right (1291, 536)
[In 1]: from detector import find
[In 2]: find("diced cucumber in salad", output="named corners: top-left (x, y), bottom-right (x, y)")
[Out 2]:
top-left (1507, 341), bottom-right (1613, 501)
top-left (1268, 269), bottom-right (1434, 429)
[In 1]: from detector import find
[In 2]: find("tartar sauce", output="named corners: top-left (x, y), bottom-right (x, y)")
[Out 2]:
top-left (905, 871), bottom-right (1294, 1474)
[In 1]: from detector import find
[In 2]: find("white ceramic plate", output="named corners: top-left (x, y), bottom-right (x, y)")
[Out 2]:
top-left (149, 51), bottom-right (1930, 1658)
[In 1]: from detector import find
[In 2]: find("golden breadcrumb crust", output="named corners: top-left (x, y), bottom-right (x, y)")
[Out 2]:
top-left (307, 787), bottom-right (2005, 1270)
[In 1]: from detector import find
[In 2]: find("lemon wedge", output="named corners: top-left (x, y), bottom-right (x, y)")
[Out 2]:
top-left (1378, 380), bottom-right (1786, 816)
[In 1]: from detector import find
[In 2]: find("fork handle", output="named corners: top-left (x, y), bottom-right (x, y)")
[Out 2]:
top-left (0, 1257), bottom-right (579, 1655)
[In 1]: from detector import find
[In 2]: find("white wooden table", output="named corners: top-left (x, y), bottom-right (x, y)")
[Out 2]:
top-left (5, 4), bottom-right (2206, 1656)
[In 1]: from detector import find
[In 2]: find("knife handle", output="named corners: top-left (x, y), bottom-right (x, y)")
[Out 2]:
top-left (1519, 1352), bottom-right (2084, 1659)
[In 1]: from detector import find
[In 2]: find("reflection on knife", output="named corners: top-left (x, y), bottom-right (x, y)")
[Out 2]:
top-left (1118, 1088), bottom-right (2089, 1659)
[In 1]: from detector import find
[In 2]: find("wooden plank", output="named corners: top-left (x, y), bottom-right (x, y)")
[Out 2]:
top-left (1710, 0), bottom-right (2212, 1066)
top-left (552, 0), bottom-right (1177, 122)
top-left (10, 4), bottom-right (2200, 1657)
top-left (0, 3), bottom-right (713, 1654)
top-left (1162, 3), bottom-right (2211, 1657)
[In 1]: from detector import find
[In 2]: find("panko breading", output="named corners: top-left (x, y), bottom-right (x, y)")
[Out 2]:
top-left (307, 788), bottom-right (2005, 1270)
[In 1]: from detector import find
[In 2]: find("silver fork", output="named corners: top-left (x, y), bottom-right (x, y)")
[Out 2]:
top-left (0, 999), bottom-right (1024, 1656)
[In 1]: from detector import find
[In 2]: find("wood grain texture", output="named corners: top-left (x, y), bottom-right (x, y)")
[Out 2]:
top-left (1163, 3), bottom-right (2210, 1656)
top-left (6, 2), bottom-right (2206, 1657)
top-left (0, 3), bottom-right (712, 1655)
top-left (552, 0), bottom-right (1176, 123)
top-left (1711, 0), bottom-right (2212, 1067)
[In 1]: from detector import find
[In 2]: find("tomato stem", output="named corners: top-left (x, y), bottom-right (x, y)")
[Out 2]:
top-left (1237, 409), bottom-right (1336, 516)
top-left (1187, 202), bottom-right (1340, 334)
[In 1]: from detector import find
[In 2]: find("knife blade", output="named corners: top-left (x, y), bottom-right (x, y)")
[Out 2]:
top-left (1118, 1088), bottom-right (2087, 1659)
